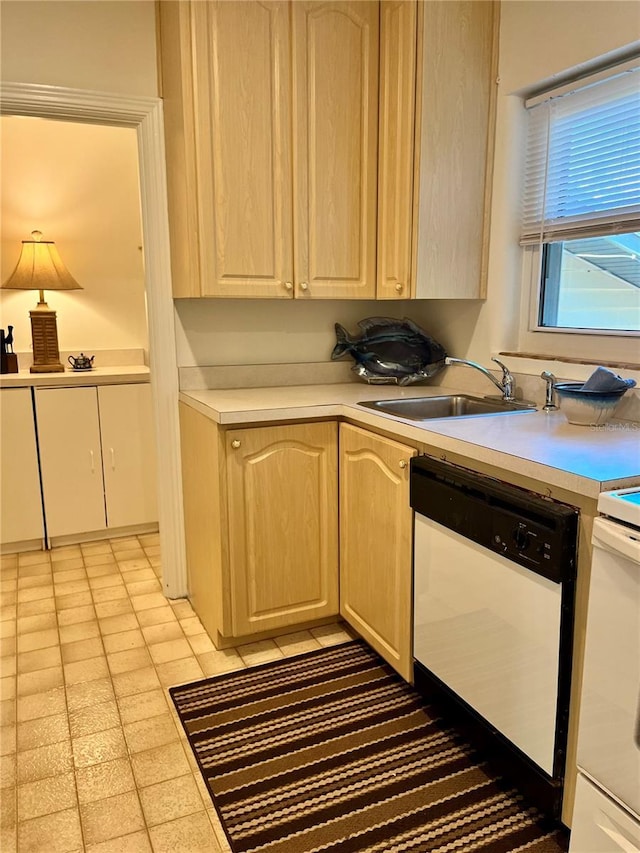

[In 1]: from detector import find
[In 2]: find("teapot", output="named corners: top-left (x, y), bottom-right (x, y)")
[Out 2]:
top-left (68, 353), bottom-right (95, 370)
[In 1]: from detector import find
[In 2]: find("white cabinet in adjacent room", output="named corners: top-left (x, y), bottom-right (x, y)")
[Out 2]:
top-left (98, 384), bottom-right (157, 529)
top-left (0, 388), bottom-right (45, 548)
top-left (35, 383), bottom-right (157, 541)
top-left (35, 386), bottom-right (107, 539)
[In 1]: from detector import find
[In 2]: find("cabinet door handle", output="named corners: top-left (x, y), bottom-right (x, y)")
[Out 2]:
top-left (299, 282), bottom-right (309, 291)
top-left (110, 448), bottom-right (116, 470)
top-left (89, 449), bottom-right (95, 473)
top-left (395, 283), bottom-right (404, 294)
top-left (284, 281), bottom-right (293, 291)
top-left (231, 439), bottom-right (241, 449)
top-left (399, 460), bottom-right (407, 469)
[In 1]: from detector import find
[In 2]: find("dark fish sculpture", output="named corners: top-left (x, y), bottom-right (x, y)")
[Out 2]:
top-left (331, 317), bottom-right (447, 385)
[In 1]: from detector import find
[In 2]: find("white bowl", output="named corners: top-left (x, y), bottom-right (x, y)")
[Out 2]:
top-left (554, 382), bottom-right (626, 426)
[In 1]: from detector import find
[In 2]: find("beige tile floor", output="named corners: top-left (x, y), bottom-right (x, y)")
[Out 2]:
top-left (0, 533), bottom-right (354, 853)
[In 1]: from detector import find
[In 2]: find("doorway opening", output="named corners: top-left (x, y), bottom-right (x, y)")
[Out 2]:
top-left (0, 82), bottom-right (186, 598)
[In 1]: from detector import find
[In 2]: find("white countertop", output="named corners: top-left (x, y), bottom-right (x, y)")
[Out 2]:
top-left (0, 365), bottom-right (151, 388)
top-left (179, 383), bottom-right (640, 498)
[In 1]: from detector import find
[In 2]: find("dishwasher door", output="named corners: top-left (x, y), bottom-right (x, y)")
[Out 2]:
top-left (413, 512), bottom-right (563, 776)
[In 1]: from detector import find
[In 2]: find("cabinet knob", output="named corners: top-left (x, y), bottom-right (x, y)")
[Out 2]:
top-left (399, 459), bottom-right (407, 469)
top-left (299, 282), bottom-right (309, 291)
top-left (231, 439), bottom-right (241, 449)
top-left (284, 281), bottom-right (293, 291)
top-left (395, 283), bottom-right (403, 294)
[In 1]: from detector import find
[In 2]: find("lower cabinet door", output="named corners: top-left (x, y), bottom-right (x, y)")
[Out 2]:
top-left (0, 388), bottom-right (45, 546)
top-left (35, 387), bottom-right (107, 539)
top-left (339, 423), bottom-right (416, 681)
top-left (98, 384), bottom-right (157, 529)
top-left (226, 421), bottom-right (339, 636)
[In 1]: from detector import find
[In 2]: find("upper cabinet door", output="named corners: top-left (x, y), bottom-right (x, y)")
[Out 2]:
top-left (192, 1), bottom-right (294, 298)
top-left (377, 0), bottom-right (417, 300)
top-left (292, 2), bottom-right (379, 299)
top-left (413, 0), bottom-right (499, 299)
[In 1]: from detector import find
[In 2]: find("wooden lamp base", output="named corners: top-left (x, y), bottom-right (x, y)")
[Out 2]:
top-left (30, 306), bottom-right (64, 373)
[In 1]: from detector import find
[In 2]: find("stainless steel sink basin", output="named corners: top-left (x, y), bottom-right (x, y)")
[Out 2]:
top-left (358, 395), bottom-right (536, 421)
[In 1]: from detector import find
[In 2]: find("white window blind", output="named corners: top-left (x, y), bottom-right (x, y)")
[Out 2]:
top-left (521, 63), bottom-right (640, 245)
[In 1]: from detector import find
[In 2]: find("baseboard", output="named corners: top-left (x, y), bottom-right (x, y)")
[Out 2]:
top-left (48, 522), bottom-right (159, 549)
top-left (0, 537), bottom-right (46, 555)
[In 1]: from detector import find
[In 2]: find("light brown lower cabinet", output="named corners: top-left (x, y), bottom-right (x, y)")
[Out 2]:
top-left (339, 423), bottom-right (416, 680)
top-left (179, 404), bottom-right (339, 643)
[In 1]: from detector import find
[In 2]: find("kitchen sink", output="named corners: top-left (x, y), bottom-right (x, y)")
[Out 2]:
top-left (358, 394), bottom-right (536, 421)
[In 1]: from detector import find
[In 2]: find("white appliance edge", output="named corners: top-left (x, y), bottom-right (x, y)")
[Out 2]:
top-left (569, 495), bottom-right (640, 852)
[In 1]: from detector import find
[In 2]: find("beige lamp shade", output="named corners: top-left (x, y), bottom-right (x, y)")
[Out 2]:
top-left (1, 230), bottom-right (82, 293)
top-left (1, 231), bottom-right (83, 374)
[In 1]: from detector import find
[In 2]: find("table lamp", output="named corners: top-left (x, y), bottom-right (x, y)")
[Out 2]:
top-left (1, 231), bottom-right (83, 373)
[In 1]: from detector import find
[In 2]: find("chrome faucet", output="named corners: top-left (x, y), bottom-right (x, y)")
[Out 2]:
top-left (445, 356), bottom-right (516, 402)
top-left (541, 371), bottom-right (558, 411)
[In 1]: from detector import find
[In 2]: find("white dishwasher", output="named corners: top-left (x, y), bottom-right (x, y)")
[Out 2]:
top-left (411, 455), bottom-right (578, 820)
top-left (569, 488), bottom-right (640, 852)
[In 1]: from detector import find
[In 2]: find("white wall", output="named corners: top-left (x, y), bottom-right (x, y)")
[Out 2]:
top-left (2, 0), bottom-right (637, 374)
top-left (474, 0), bottom-right (640, 367)
top-left (498, 1), bottom-right (640, 94)
top-left (0, 0), bottom-right (157, 362)
top-left (0, 1), bottom-right (158, 96)
top-left (174, 298), bottom-right (473, 367)
top-left (0, 116), bottom-right (148, 358)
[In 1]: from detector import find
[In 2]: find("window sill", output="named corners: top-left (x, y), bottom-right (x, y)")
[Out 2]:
top-left (500, 351), bottom-right (640, 372)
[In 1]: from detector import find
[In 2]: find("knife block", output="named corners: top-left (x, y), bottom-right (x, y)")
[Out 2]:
top-left (0, 331), bottom-right (18, 374)
top-left (1, 353), bottom-right (18, 374)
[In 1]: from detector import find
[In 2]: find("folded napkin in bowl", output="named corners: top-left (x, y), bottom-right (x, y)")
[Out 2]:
top-left (581, 366), bottom-right (636, 393)
top-left (553, 367), bottom-right (636, 425)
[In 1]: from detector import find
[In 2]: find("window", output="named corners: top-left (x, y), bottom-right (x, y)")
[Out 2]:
top-left (522, 60), bottom-right (640, 335)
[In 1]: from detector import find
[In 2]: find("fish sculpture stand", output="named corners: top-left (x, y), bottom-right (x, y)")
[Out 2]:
top-left (331, 317), bottom-right (447, 385)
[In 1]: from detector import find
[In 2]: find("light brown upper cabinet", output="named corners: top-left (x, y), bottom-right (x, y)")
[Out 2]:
top-left (411, 1), bottom-right (499, 299)
top-left (377, 0), bottom-right (498, 300)
top-left (159, 0), bottom-right (497, 302)
top-left (376, 0), bottom-right (418, 300)
top-left (159, 1), bottom-right (379, 300)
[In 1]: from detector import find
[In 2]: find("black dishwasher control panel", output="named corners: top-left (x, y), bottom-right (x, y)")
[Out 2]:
top-left (410, 455), bottom-right (578, 583)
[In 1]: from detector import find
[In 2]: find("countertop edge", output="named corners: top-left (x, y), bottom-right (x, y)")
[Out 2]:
top-left (178, 387), bottom-right (640, 500)
top-left (1, 366), bottom-right (151, 388)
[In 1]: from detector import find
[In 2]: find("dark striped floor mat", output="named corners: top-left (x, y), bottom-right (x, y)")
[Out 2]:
top-left (170, 640), bottom-right (568, 853)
